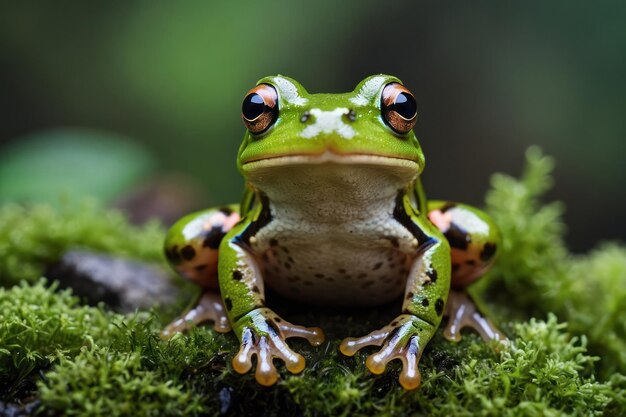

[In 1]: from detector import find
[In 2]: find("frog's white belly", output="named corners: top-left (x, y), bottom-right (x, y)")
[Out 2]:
top-left (247, 162), bottom-right (420, 307)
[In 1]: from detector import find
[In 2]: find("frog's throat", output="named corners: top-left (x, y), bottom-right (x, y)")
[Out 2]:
top-left (241, 152), bottom-right (420, 174)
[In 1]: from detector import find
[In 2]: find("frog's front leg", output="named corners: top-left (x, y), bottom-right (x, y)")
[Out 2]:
top-left (219, 220), bottom-right (325, 386)
top-left (340, 194), bottom-right (451, 390)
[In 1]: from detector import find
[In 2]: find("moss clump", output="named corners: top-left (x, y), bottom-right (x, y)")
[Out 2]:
top-left (0, 148), bottom-right (625, 416)
top-left (40, 347), bottom-right (204, 416)
top-left (480, 147), bottom-right (626, 378)
top-left (0, 281), bottom-right (110, 396)
top-left (0, 200), bottom-right (164, 286)
top-left (285, 316), bottom-right (620, 416)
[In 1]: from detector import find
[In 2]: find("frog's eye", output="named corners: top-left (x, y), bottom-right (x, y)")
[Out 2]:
top-left (381, 83), bottom-right (417, 134)
top-left (242, 84), bottom-right (279, 134)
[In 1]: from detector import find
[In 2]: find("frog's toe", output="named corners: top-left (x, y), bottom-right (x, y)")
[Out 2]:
top-left (276, 320), bottom-right (325, 346)
top-left (340, 315), bottom-right (435, 390)
top-left (233, 328), bottom-right (303, 385)
top-left (161, 292), bottom-right (231, 339)
top-left (444, 289), bottom-right (507, 344)
top-left (232, 308), bottom-right (324, 386)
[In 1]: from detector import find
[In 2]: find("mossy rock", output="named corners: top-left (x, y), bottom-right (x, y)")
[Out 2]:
top-left (0, 148), bottom-right (625, 416)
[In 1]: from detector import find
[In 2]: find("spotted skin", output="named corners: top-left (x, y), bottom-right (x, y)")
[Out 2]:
top-left (427, 201), bottom-right (500, 289)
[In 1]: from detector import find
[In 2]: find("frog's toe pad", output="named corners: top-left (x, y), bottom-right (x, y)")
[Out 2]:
top-left (340, 314), bottom-right (434, 390)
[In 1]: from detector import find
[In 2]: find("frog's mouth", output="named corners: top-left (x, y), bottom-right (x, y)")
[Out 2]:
top-left (242, 151), bottom-right (420, 173)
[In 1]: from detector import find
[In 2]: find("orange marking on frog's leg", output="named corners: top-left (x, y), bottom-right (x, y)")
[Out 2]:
top-left (174, 245), bottom-right (220, 290)
top-left (427, 203), bottom-right (497, 289)
top-left (166, 210), bottom-right (242, 291)
top-left (427, 209), bottom-right (453, 231)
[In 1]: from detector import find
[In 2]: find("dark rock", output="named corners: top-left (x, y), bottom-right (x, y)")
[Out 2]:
top-left (46, 250), bottom-right (179, 312)
top-left (0, 399), bottom-right (40, 417)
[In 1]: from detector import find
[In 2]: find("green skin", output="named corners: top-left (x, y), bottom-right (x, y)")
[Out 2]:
top-left (164, 75), bottom-right (504, 390)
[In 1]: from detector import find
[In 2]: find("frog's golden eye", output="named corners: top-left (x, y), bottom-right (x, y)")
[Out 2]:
top-left (242, 84), bottom-right (278, 134)
top-left (381, 83), bottom-right (417, 134)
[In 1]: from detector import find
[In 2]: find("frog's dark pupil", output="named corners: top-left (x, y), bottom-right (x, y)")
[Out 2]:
top-left (392, 92), bottom-right (416, 119)
top-left (242, 93), bottom-right (266, 120)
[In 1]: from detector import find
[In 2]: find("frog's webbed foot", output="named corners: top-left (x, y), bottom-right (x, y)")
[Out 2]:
top-left (340, 315), bottom-right (435, 390)
top-left (161, 292), bottom-right (231, 339)
top-left (232, 308), bottom-right (325, 386)
top-left (443, 289), bottom-right (506, 343)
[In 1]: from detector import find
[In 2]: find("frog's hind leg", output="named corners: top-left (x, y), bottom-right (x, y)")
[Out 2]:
top-left (427, 201), bottom-right (506, 343)
top-left (162, 205), bottom-right (240, 338)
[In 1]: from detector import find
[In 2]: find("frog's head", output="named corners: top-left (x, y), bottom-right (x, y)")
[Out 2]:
top-left (237, 75), bottom-right (425, 196)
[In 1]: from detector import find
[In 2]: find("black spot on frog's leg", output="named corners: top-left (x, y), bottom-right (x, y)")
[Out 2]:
top-left (224, 297), bottom-right (233, 311)
top-left (203, 226), bottom-right (226, 249)
top-left (406, 291), bottom-right (414, 300)
top-left (165, 246), bottom-right (182, 264)
top-left (421, 298), bottom-right (429, 307)
top-left (480, 243), bottom-right (497, 262)
top-left (435, 298), bottom-right (444, 316)
top-left (444, 223), bottom-right (471, 250)
top-left (232, 270), bottom-right (243, 281)
top-left (425, 269), bottom-right (438, 285)
top-left (252, 286), bottom-right (260, 293)
top-left (181, 245), bottom-right (196, 260)
top-left (269, 238), bottom-right (279, 247)
top-left (372, 262), bottom-right (383, 271)
top-left (440, 202), bottom-right (457, 212)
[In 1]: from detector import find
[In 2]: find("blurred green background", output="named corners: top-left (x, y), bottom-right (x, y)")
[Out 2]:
top-left (0, 1), bottom-right (624, 251)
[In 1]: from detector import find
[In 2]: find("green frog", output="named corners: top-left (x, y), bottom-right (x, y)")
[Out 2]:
top-left (163, 75), bottom-right (505, 390)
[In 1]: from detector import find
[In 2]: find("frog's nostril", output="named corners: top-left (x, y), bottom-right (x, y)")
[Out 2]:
top-left (300, 111), bottom-right (311, 123)
top-left (345, 109), bottom-right (357, 122)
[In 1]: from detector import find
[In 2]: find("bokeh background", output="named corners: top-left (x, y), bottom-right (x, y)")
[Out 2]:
top-left (1, 1), bottom-right (624, 252)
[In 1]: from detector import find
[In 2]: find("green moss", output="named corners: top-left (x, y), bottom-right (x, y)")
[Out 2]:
top-left (0, 200), bottom-right (164, 286)
top-left (0, 281), bottom-right (111, 395)
top-left (479, 147), bottom-right (626, 378)
top-left (39, 347), bottom-right (205, 417)
top-left (0, 148), bottom-right (625, 415)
